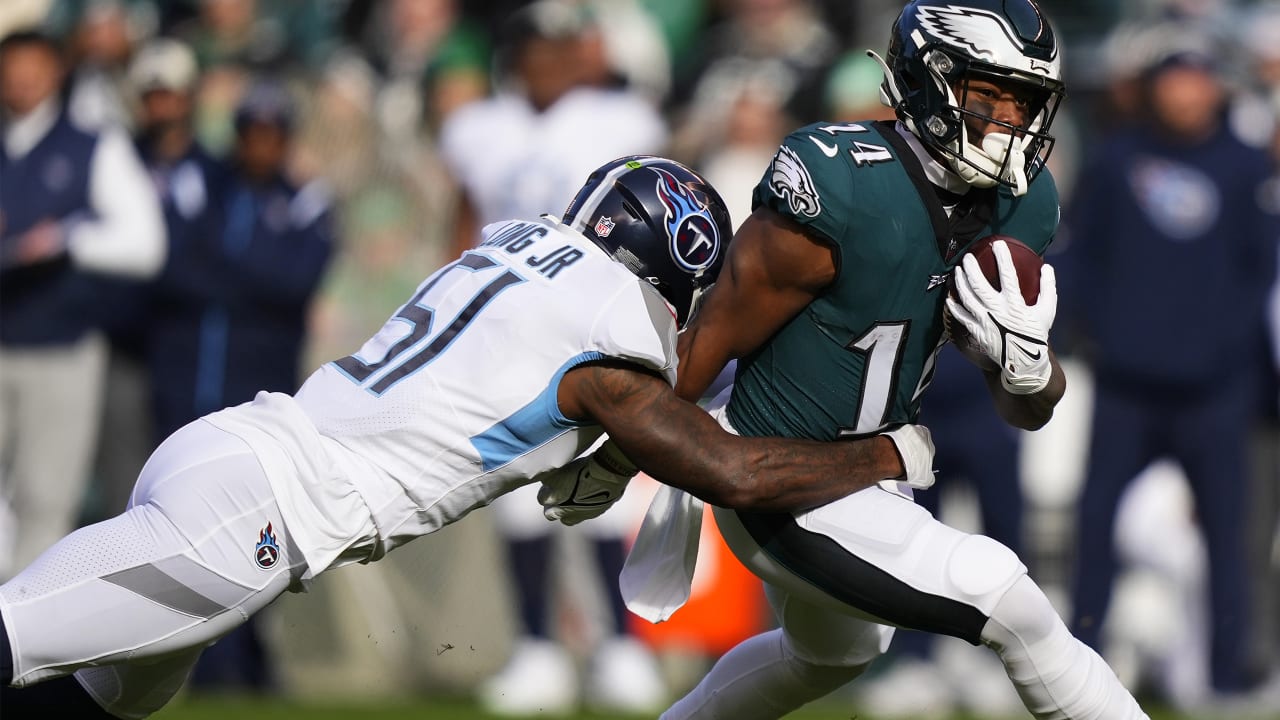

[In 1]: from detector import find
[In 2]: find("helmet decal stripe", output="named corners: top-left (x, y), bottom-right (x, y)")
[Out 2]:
top-left (566, 156), bottom-right (664, 232)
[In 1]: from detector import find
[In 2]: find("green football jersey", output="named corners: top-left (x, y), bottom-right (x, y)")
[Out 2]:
top-left (727, 121), bottom-right (1059, 441)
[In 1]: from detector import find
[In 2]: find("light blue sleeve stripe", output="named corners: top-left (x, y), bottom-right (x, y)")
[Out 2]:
top-left (470, 352), bottom-right (605, 472)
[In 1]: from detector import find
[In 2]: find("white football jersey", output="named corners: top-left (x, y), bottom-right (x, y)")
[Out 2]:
top-left (205, 217), bottom-right (678, 575)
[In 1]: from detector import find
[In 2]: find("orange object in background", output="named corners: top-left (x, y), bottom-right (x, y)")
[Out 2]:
top-left (623, 475), bottom-right (768, 656)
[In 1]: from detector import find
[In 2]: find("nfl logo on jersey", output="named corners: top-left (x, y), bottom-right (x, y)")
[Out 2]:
top-left (594, 215), bottom-right (616, 238)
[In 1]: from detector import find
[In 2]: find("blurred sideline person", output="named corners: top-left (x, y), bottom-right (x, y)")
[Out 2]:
top-left (562, 2), bottom-right (1154, 718)
top-left (143, 77), bottom-right (337, 693)
top-left (1057, 38), bottom-right (1279, 708)
top-left (0, 28), bottom-right (164, 579)
top-left (0, 156), bottom-right (935, 719)
top-left (88, 37), bottom-right (215, 525)
top-left (437, 1), bottom-right (670, 712)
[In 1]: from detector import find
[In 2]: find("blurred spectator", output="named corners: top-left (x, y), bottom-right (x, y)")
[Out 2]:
top-left (86, 36), bottom-right (216, 523)
top-left (0, 1), bottom-right (53, 39)
top-left (145, 77), bottom-right (335, 691)
top-left (0, 28), bottom-right (164, 577)
top-left (1231, 3), bottom-right (1280, 154)
top-left (671, 62), bottom-right (792, 230)
top-left (339, 0), bottom-right (489, 139)
top-left (294, 53), bottom-right (454, 363)
top-left (173, 0), bottom-right (290, 71)
top-left (439, 0), bottom-right (667, 258)
top-left (170, 0), bottom-right (300, 155)
top-left (149, 76), bottom-right (334, 470)
top-left (575, 0), bottom-right (671, 104)
top-left (668, 0), bottom-right (840, 133)
top-left (1057, 38), bottom-right (1279, 709)
top-left (437, 1), bottom-right (669, 714)
top-left (58, 0), bottom-right (156, 130)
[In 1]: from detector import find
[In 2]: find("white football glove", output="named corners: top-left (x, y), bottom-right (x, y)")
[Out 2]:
top-left (944, 240), bottom-right (1058, 395)
top-left (537, 440), bottom-right (638, 526)
top-left (882, 424), bottom-right (936, 489)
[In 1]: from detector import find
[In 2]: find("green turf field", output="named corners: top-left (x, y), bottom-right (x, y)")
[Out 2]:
top-left (151, 694), bottom-right (1197, 720)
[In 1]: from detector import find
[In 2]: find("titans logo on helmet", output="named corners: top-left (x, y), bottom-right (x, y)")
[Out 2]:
top-left (254, 522), bottom-right (280, 569)
top-left (654, 167), bottom-right (721, 275)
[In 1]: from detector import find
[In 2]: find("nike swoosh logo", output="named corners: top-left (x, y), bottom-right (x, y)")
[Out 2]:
top-left (570, 489), bottom-right (616, 506)
top-left (1006, 336), bottom-right (1044, 361)
top-left (808, 136), bottom-right (839, 158)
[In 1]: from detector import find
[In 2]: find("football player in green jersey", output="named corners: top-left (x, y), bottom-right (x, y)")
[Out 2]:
top-left (539, 1), bottom-right (1151, 719)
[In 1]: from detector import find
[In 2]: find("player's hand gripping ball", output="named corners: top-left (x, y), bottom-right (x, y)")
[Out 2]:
top-left (947, 235), bottom-right (1054, 392)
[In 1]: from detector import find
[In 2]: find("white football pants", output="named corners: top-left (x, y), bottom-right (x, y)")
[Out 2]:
top-left (0, 421), bottom-right (313, 719)
top-left (660, 406), bottom-right (1149, 720)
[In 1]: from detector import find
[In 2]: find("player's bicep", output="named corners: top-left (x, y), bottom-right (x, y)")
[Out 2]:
top-left (675, 206), bottom-right (836, 400)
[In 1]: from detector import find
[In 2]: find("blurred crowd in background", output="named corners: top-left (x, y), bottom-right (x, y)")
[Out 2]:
top-left (4, 0), bottom-right (1280, 717)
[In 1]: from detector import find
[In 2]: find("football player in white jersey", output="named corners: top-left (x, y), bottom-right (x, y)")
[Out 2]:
top-left (0, 157), bottom-right (936, 719)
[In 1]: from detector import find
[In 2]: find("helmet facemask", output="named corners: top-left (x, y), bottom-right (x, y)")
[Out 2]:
top-left (932, 52), bottom-right (1062, 195)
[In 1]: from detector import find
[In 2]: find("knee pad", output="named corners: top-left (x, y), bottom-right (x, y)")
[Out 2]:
top-left (946, 533), bottom-right (1027, 616)
top-left (982, 574), bottom-right (1059, 650)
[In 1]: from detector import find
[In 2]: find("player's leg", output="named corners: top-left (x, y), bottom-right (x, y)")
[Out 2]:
top-left (661, 581), bottom-right (891, 720)
top-left (1173, 376), bottom-right (1256, 694)
top-left (2, 335), bottom-right (107, 576)
top-left (579, 494), bottom-right (666, 712)
top-left (479, 485), bottom-right (576, 714)
top-left (1069, 382), bottom-right (1156, 650)
top-left (871, 397), bottom-right (1025, 714)
top-left (718, 486), bottom-right (1150, 720)
top-left (0, 420), bottom-right (307, 718)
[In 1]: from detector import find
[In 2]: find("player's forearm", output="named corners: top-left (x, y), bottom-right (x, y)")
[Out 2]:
top-left (585, 362), bottom-right (902, 511)
top-left (700, 434), bottom-right (904, 511)
top-left (621, 409), bottom-right (902, 511)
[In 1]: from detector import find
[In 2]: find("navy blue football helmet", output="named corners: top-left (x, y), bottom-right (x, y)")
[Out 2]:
top-left (563, 156), bottom-right (732, 327)
top-left (870, 0), bottom-right (1066, 195)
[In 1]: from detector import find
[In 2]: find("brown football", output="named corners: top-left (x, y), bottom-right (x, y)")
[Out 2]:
top-left (946, 235), bottom-right (1044, 370)
top-left (948, 234), bottom-right (1042, 304)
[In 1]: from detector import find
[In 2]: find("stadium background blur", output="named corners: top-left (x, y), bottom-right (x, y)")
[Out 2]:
top-left (1, 0), bottom-right (1279, 718)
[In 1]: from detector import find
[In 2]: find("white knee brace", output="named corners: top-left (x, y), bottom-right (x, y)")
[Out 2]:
top-left (945, 533), bottom-right (1027, 616)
